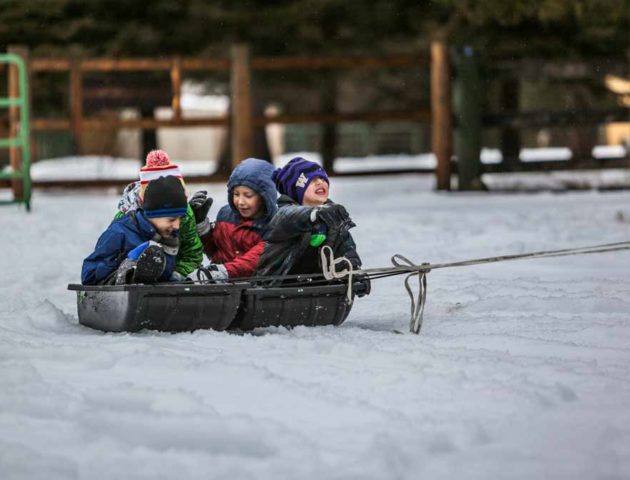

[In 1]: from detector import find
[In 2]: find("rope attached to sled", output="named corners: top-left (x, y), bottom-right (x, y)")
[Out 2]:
top-left (194, 240), bottom-right (630, 335)
top-left (320, 245), bottom-right (355, 304)
top-left (320, 240), bottom-right (630, 334)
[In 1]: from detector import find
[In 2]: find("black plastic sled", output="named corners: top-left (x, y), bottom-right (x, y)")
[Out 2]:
top-left (68, 283), bottom-right (247, 333)
top-left (68, 280), bottom-right (364, 333)
top-left (230, 282), bottom-right (354, 331)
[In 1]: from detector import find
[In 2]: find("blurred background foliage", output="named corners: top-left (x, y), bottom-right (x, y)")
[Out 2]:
top-left (0, 0), bottom-right (627, 58)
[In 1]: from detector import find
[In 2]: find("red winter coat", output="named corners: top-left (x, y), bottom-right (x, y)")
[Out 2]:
top-left (201, 158), bottom-right (278, 278)
top-left (201, 205), bottom-right (270, 278)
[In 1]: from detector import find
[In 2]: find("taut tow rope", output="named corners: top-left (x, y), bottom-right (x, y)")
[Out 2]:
top-left (320, 241), bottom-right (630, 334)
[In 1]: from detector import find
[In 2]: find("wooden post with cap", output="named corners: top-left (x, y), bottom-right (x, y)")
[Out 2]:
top-left (430, 40), bottom-right (452, 191)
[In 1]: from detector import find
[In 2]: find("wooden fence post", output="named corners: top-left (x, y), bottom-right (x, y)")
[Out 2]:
top-left (170, 57), bottom-right (182, 122)
top-left (8, 45), bottom-right (29, 200)
top-left (230, 44), bottom-right (253, 169)
top-left (500, 77), bottom-right (520, 169)
top-left (431, 41), bottom-right (452, 191)
top-left (454, 46), bottom-right (484, 190)
top-left (70, 59), bottom-right (83, 154)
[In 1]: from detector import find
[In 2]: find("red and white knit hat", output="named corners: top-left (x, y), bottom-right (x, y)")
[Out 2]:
top-left (139, 150), bottom-right (185, 199)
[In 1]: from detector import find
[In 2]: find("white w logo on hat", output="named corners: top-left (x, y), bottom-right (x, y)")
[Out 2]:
top-left (296, 172), bottom-right (308, 188)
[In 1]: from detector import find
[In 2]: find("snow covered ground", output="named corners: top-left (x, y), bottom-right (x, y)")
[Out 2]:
top-left (1, 174), bottom-right (630, 479)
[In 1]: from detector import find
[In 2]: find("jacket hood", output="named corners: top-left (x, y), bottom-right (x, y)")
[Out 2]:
top-left (227, 158), bottom-right (278, 221)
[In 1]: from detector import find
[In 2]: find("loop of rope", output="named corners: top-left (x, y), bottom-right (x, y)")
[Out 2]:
top-left (320, 245), bottom-right (355, 304)
top-left (392, 254), bottom-right (431, 334)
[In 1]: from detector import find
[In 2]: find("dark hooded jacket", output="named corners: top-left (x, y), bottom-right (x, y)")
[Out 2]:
top-left (201, 158), bottom-right (277, 278)
top-left (256, 195), bottom-right (361, 283)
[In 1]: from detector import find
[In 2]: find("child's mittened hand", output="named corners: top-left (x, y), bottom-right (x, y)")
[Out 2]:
top-left (316, 204), bottom-right (351, 228)
top-left (196, 218), bottom-right (213, 236)
top-left (201, 264), bottom-right (228, 282)
top-left (128, 240), bottom-right (161, 260)
top-left (189, 190), bottom-right (213, 224)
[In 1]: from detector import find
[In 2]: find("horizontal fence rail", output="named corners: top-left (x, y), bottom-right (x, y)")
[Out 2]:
top-left (24, 54), bottom-right (430, 130)
top-left (483, 107), bottom-right (630, 129)
top-left (21, 53), bottom-right (427, 72)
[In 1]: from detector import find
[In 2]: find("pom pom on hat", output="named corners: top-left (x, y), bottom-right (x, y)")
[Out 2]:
top-left (138, 149), bottom-right (185, 200)
top-left (145, 149), bottom-right (171, 168)
top-left (140, 150), bottom-right (182, 181)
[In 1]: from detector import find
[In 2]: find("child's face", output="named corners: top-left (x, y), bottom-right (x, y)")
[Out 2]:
top-left (302, 177), bottom-right (329, 206)
top-left (149, 216), bottom-right (181, 238)
top-left (233, 185), bottom-right (263, 219)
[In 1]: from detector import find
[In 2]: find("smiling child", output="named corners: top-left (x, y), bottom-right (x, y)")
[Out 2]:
top-left (256, 157), bottom-right (369, 296)
top-left (82, 175), bottom-right (188, 285)
top-left (190, 158), bottom-right (277, 280)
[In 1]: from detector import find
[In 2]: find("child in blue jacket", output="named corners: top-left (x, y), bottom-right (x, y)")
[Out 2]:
top-left (82, 176), bottom-right (188, 285)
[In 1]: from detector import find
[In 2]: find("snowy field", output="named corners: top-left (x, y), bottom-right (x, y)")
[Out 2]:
top-left (1, 174), bottom-right (630, 479)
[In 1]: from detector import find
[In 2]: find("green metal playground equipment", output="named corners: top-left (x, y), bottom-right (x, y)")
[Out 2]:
top-left (0, 53), bottom-right (31, 211)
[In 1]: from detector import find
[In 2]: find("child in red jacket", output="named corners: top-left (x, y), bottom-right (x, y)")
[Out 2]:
top-left (189, 158), bottom-right (277, 280)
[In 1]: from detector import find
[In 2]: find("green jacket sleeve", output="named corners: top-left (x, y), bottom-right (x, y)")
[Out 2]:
top-left (175, 205), bottom-right (204, 276)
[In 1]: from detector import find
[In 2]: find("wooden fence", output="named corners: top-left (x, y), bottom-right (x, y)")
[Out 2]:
top-left (480, 56), bottom-right (630, 174)
top-left (1, 43), bottom-right (452, 192)
top-left (2, 43), bottom-right (629, 194)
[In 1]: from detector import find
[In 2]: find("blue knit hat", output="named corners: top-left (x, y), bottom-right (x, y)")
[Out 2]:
top-left (271, 157), bottom-right (329, 204)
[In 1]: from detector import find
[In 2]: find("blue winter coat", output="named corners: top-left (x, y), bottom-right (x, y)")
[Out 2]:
top-left (81, 210), bottom-right (177, 285)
